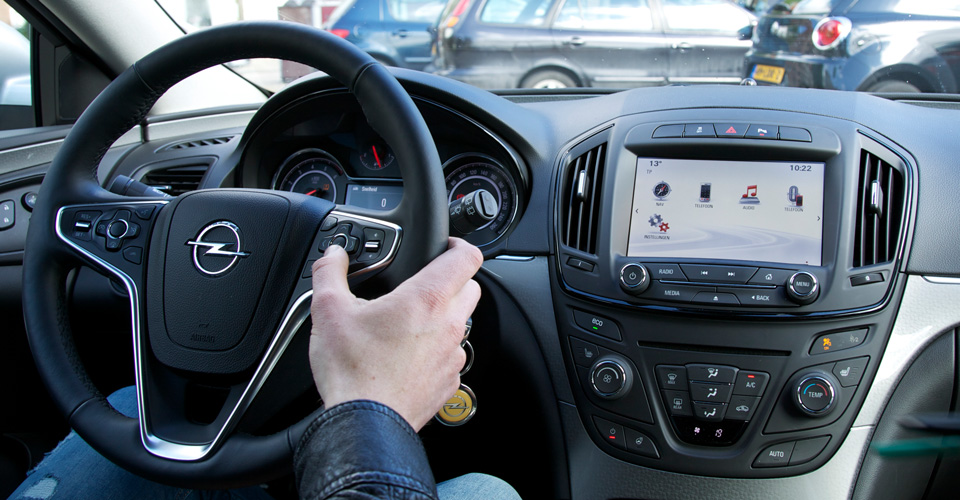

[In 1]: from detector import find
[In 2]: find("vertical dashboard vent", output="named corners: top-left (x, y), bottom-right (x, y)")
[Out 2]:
top-left (140, 165), bottom-right (208, 196)
top-left (853, 149), bottom-right (904, 267)
top-left (560, 142), bottom-right (606, 254)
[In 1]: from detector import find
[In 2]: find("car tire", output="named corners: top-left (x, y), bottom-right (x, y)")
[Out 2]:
top-left (521, 70), bottom-right (577, 89)
top-left (866, 80), bottom-right (922, 93)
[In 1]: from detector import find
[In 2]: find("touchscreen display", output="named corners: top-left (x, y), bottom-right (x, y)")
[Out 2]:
top-left (627, 158), bottom-right (824, 266)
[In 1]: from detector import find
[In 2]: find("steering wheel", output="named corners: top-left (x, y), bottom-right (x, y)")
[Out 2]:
top-left (21, 22), bottom-right (447, 488)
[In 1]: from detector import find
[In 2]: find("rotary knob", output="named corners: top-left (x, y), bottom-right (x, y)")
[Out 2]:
top-left (793, 372), bottom-right (838, 417)
top-left (786, 271), bottom-right (819, 305)
top-left (589, 355), bottom-right (634, 400)
top-left (619, 263), bottom-right (649, 295)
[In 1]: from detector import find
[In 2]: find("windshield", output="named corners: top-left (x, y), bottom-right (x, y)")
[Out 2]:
top-left (154, 0), bottom-right (960, 94)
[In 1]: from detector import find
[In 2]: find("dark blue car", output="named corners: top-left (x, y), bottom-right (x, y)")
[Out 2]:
top-left (745, 0), bottom-right (960, 92)
top-left (325, 0), bottom-right (446, 70)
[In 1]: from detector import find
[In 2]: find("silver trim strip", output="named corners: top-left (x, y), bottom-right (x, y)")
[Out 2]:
top-left (493, 255), bottom-right (534, 262)
top-left (922, 276), bottom-right (960, 284)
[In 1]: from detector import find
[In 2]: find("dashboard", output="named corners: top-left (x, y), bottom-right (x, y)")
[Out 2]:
top-left (4, 67), bottom-right (960, 500)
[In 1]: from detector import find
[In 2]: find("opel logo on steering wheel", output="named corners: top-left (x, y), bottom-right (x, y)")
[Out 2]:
top-left (186, 221), bottom-right (251, 276)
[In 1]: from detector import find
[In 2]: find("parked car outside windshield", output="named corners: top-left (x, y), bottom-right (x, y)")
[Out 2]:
top-left (429, 0), bottom-right (755, 89)
top-left (745, 0), bottom-right (960, 92)
top-left (325, 0), bottom-right (445, 70)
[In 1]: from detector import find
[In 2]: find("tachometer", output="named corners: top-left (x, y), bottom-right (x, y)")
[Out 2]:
top-left (444, 154), bottom-right (518, 246)
top-left (273, 149), bottom-right (344, 203)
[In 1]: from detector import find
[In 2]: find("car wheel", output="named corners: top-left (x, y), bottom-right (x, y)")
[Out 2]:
top-left (521, 70), bottom-right (577, 89)
top-left (866, 80), bottom-right (922, 93)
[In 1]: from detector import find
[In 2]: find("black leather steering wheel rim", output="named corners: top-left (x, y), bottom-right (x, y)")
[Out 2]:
top-left (22, 22), bottom-right (447, 488)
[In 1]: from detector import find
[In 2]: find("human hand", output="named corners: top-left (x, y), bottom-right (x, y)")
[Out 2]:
top-left (308, 237), bottom-right (483, 431)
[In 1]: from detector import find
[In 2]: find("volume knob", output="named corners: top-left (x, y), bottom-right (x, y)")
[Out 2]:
top-left (619, 263), bottom-right (649, 295)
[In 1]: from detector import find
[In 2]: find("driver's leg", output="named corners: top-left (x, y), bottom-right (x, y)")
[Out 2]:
top-left (7, 387), bottom-right (271, 500)
top-left (437, 472), bottom-right (522, 500)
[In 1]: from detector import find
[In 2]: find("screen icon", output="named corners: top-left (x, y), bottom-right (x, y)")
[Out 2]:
top-left (788, 185), bottom-right (803, 206)
top-left (699, 183), bottom-right (711, 202)
top-left (653, 181), bottom-right (671, 200)
top-left (739, 185), bottom-right (759, 204)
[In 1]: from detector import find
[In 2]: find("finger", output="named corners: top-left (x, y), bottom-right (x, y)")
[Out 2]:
top-left (398, 237), bottom-right (483, 302)
top-left (311, 244), bottom-right (353, 305)
top-left (447, 279), bottom-right (481, 329)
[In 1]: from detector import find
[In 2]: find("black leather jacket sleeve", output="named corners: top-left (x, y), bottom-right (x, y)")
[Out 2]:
top-left (294, 400), bottom-right (439, 500)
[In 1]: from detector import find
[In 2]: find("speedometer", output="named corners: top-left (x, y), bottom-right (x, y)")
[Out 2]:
top-left (444, 154), bottom-right (519, 246)
top-left (273, 149), bottom-right (344, 203)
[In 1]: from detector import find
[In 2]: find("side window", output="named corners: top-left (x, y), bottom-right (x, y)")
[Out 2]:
top-left (0, 3), bottom-right (33, 131)
top-left (554, 0), bottom-right (654, 31)
top-left (388, 0), bottom-right (446, 22)
top-left (661, 0), bottom-right (752, 34)
top-left (479, 0), bottom-right (551, 26)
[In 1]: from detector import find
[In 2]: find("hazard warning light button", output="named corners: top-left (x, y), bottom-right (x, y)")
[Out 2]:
top-left (715, 123), bottom-right (748, 138)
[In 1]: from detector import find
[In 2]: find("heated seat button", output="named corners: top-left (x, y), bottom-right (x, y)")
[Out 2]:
top-left (593, 416), bottom-right (626, 449)
top-left (832, 357), bottom-right (868, 387)
top-left (662, 390), bottom-right (693, 417)
top-left (733, 371), bottom-right (769, 396)
top-left (573, 310), bottom-right (622, 341)
top-left (569, 337), bottom-right (600, 367)
top-left (625, 427), bottom-right (659, 458)
top-left (727, 395), bottom-right (760, 421)
top-left (754, 441), bottom-right (795, 467)
top-left (656, 365), bottom-right (688, 390)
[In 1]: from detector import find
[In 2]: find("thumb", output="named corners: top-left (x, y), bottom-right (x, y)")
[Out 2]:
top-left (311, 244), bottom-right (353, 304)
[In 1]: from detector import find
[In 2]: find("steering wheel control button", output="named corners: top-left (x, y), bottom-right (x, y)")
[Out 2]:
top-left (570, 338), bottom-right (600, 367)
top-left (748, 268), bottom-right (795, 286)
top-left (656, 365), bottom-right (688, 390)
top-left (693, 402), bottom-right (726, 422)
top-left (679, 264), bottom-right (757, 283)
top-left (687, 364), bottom-right (737, 384)
top-left (684, 123), bottom-right (716, 138)
top-left (108, 219), bottom-right (129, 238)
top-left (691, 291), bottom-right (740, 306)
top-left (0, 200), bottom-right (14, 230)
top-left (593, 416), bottom-right (626, 449)
top-left (589, 355), bottom-right (633, 399)
top-left (786, 271), bottom-right (819, 304)
top-left (690, 382), bottom-right (733, 403)
top-left (122, 246), bottom-right (143, 265)
top-left (572, 310), bottom-right (621, 341)
top-left (320, 216), bottom-right (338, 231)
top-left (754, 441), bottom-right (795, 468)
top-left (436, 384), bottom-right (477, 426)
top-left (832, 357), bottom-right (868, 387)
top-left (788, 436), bottom-right (830, 466)
top-left (652, 124), bottom-right (684, 138)
top-left (662, 390), bottom-right (693, 417)
top-left (619, 263), bottom-right (649, 295)
top-left (779, 126), bottom-right (812, 142)
top-left (21, 192), bottom-right (37, 212)
top-left (795, 373), bottom-right (837, 416)
top-left (727, 396), bottom-right (760, 421)
top-left (745, 124), bottom-right (779, 140)
top-left (625, 427), bottom-right (659, 458)
top-left (810, 329), bottom-right (867, 355)
top-left (733, 371), bottom-right (770, 396)
top-left (644, 263), bottom-right (686, 280)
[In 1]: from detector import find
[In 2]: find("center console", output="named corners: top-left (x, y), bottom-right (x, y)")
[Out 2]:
top-left (552, 110), bottom-right (912, 478)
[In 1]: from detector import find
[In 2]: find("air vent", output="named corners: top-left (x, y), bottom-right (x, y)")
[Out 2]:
top-left (560, 143), bottom-right (606, 254)
top-left (853, 149), bottom-right (904, 267)
top-left (140, 165), bottom-right (208, 196)
top-left (160, 136), bottom-right (235, 152)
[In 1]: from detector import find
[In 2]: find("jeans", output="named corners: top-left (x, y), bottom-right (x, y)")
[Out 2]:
top-left (7, 387), bottom-right (520, 500)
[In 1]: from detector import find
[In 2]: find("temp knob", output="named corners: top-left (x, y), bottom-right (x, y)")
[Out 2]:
top-left (589, 355), bottom-right (634, 400)
top-left (786, 271), bottom-right (819, 305)
top-left (619, 263), bottom-right (649, 295)
top-left (794, 372), bottom-right (837, 417)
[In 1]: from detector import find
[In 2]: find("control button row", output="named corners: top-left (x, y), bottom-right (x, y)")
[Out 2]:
top-left (657, 364), bottom-right (769, 423)
top-left (593, 416), bottom-right (659, 458)
top-left (810, 328), bottom-right (867, 355)
top-left (645, 263), bottom-right (794, 285)
top-left (0, 199), bottom-right (15, 230)
top-left (642, 282), bottom-right (796, 307)
top-left (653, 123), bottom-right (811, 142)
top-left (754, 436), bottom-right (830, 468)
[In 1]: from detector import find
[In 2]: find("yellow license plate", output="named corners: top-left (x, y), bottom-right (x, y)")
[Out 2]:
top-left (752, 64), bottom-right (785, 84)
